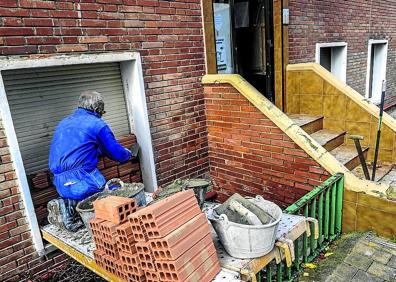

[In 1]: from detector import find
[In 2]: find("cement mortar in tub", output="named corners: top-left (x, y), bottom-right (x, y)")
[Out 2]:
top-left (76, 179), bottom-right (145, 235)
top-left (208, 195), bottom-right (282, 259)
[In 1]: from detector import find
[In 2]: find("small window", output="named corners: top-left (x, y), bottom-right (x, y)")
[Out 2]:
top-left (315, 42), bottom-right (347, 83)
top-left (366, 40), bottom-right (388, 104)
top-left (213, 1), bottom-right (234, 74)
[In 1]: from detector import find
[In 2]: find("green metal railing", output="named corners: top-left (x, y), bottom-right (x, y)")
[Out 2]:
top-left (260, 173), bottom-right (344, 282)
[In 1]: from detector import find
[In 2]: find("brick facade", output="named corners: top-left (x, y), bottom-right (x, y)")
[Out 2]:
top-left (0, 0), bottom-right (207, 280)
top-left (288, 0), bottom-right (396, 106)
top-left (204, 84), bottom-right (330, 208)
top-left (0, 118), bottom-right (71, 281)
top-left (0, 0), bottom-right (208, 185)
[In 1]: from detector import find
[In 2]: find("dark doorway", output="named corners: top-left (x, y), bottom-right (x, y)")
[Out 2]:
top-left (213, 0), bottom-right (275, 102)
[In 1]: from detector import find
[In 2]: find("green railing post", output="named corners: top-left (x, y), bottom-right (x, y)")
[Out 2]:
top-left (266, 265), bottom-right (272, 282)
top-left (310, 198), bottom-right (317, 257)
top-left (318, 192), bottom-right (323, 244)
top-left (335, 176), bottom-right (344, 233)
top-left (294, 238), bottom-right (300, 272)
top-left (303, 205), bottom-right (309, 262)
top-left (276, 263), bottom-right (283, 282)
top-left (286, 266), bottom-right (291, 280)
top-left (330, 183), bottom-right (336, 238)
top-left (324, 188), bottom-right (330, 240)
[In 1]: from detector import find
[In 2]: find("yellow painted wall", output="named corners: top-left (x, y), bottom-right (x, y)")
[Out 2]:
top-left (343, 190), bottom-right (396, 238)
top-left (285, 64), bottom-right (396, 237)
top-left (286, 63), bottom-right (396, 164)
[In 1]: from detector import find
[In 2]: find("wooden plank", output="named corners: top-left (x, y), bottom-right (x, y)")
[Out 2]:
top-left (42, 230), bottom-right (123, 282)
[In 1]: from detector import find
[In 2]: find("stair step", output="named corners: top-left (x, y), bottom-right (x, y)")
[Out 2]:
top-left (352, 164), bottom-right (394, 182)
top-left (288, 114), bottom-right (323, 134)
top-left (375, 165), bottom-right (396, 184)
top-left (330, 145), bottom-right (369, 170)
top-left (310, 129), bottom-right (346, 151)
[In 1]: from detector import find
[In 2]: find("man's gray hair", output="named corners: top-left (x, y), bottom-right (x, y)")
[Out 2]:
top-left (78, 91), bottom-right (105, 116)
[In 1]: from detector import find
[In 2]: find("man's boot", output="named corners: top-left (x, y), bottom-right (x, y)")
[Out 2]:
top-left (63, 199), bottom-right (84, 232)
top-left (47, 198), bottom-right (83, 232)
top-left (47, 198), bottom-right (65, 230)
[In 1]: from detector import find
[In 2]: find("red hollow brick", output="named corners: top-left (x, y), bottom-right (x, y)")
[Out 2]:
top-left (94, 196), bottom-right (137, 224)
top-left (99, 221), bottom-right (118, 243)
top-left (139, 190), bottom-right (201, 239)
top-left (103, 240), bottom-right (119, 259)
top-left (102, 254), bottom-right (116, 274)
top-left (158, 251), bottom-right (219, 282)
top-left (145, 270), bottom-right (160, 282)
top-left (116, 222), bottom-right (133, 237)
top-left (128, 212), bottom-right (149, 242)
top-left (116, 235), bottom-right (136, 254)
top-left (123, 254), bottom-right (143, 276)
top-left (150, 213), bottom-right (210, 260)
top-left (93, 249), bottom-right (105, 268)
top-left (125, 272), bottom-right (146, 282)
top-left (155, 233), bottom-right (213, 272)
top-left (136, 241), bottom-right (154, 263)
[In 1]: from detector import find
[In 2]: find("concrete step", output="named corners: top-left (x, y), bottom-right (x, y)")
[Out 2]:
top-left (288, 114), bottom-right (323, 134)
top-left (310, 129), bottom-right (346, 151)
top-left (352, 163), bottom-right (394, 181)
top-left (372, 165), bottom-right (396, 184)
top-left (330, 145), bottom-right (369, 170)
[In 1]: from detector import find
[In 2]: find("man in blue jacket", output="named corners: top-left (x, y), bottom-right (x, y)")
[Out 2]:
top-left (47, 91), bottom-right (132, 231)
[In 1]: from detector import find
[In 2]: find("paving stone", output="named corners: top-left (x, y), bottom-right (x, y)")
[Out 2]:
top-left (345, 252), bottom-right (374, 270)
top-left (333, 262), bottom-right (359, 280)
top-left (372, 250), bottom-right (393, 264)
top-left (353, 240), bottom-right (376, 255)
top-left (352, 269), bottom-right (384, 282)
top-left (367, 261), bottom-right (396, 281)
top-left (388, 256), bottom-right (396, 269)
top-left (325, 274), bottom-right (349, 282)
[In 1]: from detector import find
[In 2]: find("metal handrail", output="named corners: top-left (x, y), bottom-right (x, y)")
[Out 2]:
top-left (261, 173), bottom-right (344, 282)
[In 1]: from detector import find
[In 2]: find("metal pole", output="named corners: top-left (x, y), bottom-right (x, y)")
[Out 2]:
top-left (372, 80), bottom-right (386, 181)
top-left (350, 135), bottom-right (370, 180)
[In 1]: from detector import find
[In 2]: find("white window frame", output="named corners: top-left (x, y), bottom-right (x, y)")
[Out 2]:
top-left (365, 39), bottom-right (388, 104)
top-left (0, 52), bottom-right (158, 255)
top-left (315, 42), bottom-right (348, 83)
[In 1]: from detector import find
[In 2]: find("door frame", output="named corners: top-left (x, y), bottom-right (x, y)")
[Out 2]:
top-left (365, 39), bottom-right (388, 104)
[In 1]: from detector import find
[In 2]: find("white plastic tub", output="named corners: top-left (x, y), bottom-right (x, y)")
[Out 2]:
top-left (207, 195), bottom-right (282, 259)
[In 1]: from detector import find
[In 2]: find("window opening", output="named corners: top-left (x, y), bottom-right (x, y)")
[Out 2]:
top-left (316, 43), bottom-right (347, 83)
top-left (366, 40), bottom-right (388, 104)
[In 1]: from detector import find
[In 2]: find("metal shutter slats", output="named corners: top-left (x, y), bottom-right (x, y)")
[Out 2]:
top-left (3, 62), bottom-right (130, 174)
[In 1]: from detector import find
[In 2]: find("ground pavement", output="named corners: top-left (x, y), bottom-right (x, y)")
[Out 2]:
top-left (299, 233), bottom-right (396, 282)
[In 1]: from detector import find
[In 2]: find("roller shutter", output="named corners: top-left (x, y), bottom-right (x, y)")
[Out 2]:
top-left (2, 62), bottom-right (131, 174)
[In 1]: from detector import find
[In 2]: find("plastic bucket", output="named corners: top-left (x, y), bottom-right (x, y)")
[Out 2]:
top-left (76, 178), bottom-right (146, 235)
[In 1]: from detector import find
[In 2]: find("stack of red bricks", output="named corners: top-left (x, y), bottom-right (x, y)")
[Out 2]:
top-left (90, 195), bottom-right (138, 280)
top-left (91, 190), bottom-right (220, 282)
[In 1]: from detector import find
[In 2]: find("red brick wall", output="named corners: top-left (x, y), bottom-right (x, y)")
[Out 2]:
top-left (0, 0), bottom-right (208, 185)
top-left (288, 0), bottom-right (396, 106)
top-left (0, 118), bottom-right (71, 281)
top-left (29, 134), bottom-right (141, 226)
top-left (0, 0), bottom-right (208, 280)
top-left (204, 84), bottom-right (329, 208)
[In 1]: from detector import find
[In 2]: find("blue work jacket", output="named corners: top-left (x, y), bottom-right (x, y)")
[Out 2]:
top-left (49, 108), bottom-right (131, 200)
